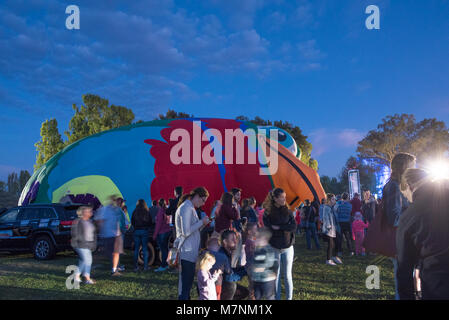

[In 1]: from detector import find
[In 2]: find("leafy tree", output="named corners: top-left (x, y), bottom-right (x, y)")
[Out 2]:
top-left (65, 94), bottom-right (135, 144)
top-left (320, 175), bottom-right (344, 195)
top-left (35, 119), bottom-right (65, 170)
top-left (236, 115), bottom-right (249, 121)
top-left (7, 172), bottom-right (19, 196)
top-left (0, 170), bottom-right (30, 208)
top-left (309, 158), bottom-right (318, 171)
top-left (156, 109), bottom-right (193, 120)
top-left (34, 94), bottom-right (135, 170)
top-left (357, 114), bottom-right (449, 164)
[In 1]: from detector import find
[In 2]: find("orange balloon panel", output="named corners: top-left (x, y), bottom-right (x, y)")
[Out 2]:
top-left (270, 140), bottom-right (326, 208)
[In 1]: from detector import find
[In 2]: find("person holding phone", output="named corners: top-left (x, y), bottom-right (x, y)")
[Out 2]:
top-left (175, 187), bottom-right (211, 300)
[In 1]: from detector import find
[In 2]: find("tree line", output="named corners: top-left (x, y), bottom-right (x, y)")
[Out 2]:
top-left (0, 171), bottom-right (31, 208)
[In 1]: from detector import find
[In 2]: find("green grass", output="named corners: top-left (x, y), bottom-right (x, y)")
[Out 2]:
top-left (0, 235), bottom-right (395, 300)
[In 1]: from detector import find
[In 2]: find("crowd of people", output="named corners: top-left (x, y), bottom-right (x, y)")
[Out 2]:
top-left (173, 186), bottom-right (297, 300)
top-left (68, 151), bottom-right (449, 300)
top-left (69, 185), bottom-right (298, 300)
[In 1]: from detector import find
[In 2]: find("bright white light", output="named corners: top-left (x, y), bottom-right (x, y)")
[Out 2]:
top-left (427, 159), bottom-right (449, 181)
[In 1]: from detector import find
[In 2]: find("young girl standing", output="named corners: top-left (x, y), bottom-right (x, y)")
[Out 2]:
top-left (352, 212), bottom-right (369, 256)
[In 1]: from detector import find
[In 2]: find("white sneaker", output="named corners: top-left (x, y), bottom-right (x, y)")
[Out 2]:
top-left (332, 256), bottom-right (343, 264)
top-left (326, 260), bottom-right (337, 266)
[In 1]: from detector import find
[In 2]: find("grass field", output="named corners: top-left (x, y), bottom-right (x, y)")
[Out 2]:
top-left (0, 234), bottom-right (395, 300)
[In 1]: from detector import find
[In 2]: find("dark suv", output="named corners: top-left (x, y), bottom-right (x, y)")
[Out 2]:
top-left (0, 203), bottom-right (82, 260)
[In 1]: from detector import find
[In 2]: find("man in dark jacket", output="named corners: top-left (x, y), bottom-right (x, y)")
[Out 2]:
top-left (148, 200), bottom-right (159, 226)
top-left (336, 193), bottom-right (354, 256)
top-left (303, 199), bottom-right (320, 250)
top-left (166, 186), bottom-right (183, 236)
top-left (397, 169), bottom-right (449, 300)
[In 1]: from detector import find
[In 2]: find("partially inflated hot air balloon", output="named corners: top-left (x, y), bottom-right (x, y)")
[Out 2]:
top-left (19, 118), bottom-right (325, 214)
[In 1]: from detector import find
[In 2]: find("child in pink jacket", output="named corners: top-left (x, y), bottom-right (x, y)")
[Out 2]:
top-left (352, 212), bottom-right (369, 256)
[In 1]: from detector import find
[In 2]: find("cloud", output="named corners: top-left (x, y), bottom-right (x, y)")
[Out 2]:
top-left (295, 39), bottom-right (326, 71)
top-left (309, 128), bottom-right (365, 156)
top-left (261, 1), bottom-right (326, 32)
top-left (0, 1), bottom-right (296, 117)
top-left (0, 0), bottom-right (331, 123)
top-left (309, 128), bottom-right (329, 156)
top-left (293, 3), bottom-right (313, 26)
top-left (266, 11), bottom-right (287, 30)
top-left (302, 62), bottom-right (322, 71)
top-left (208, 0), bottom-right (265, 30)
top-left (337, 129), bottom-right (365, 147)
top-left (205, 29), bottom-right (270, 72)
top-left (297, 39), bottom-right (325, 60)
top-left (0, 4), bottom-right (200, 117)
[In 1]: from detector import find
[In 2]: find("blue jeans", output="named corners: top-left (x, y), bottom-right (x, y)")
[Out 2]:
top-left (336, 221), bottom-right (353, 253)
top-left (179, 259), bottom-right (196, 300)
top-left (254, 280), bottom-right (275, 300)
top-left (75, 248), bottom-right (92, 277)
top-left (305, 222), bottom-right (321, 250)
top-left (274, 246), bottom-right (294, 300)
top-left (392, 258), bottom-right (400, 300)
top-left (133, 229), bottom-right (149, 268)
top-left (157, 231), bottom-right (170, 268)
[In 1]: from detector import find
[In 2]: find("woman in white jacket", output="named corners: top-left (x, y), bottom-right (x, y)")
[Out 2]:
top-left (175, 187), bottom-right (211, 300)
top-left (321, 194), bottom-right (342, 266)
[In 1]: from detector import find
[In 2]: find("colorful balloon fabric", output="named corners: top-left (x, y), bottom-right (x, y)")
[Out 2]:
top-left (19, 118), bottom-right (325, 214)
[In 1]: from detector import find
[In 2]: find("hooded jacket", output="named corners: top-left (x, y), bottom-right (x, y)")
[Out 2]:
top-left (321, 205), bottom-right (339, 238)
